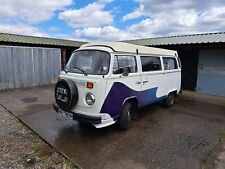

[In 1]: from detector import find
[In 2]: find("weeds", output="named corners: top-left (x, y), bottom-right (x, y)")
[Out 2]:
top-left (34, 143), bottom-right (42, 155)
top-left (200, 131), bottom-right (225, 168)
top-left (65, 159), bottom-right (75, 169)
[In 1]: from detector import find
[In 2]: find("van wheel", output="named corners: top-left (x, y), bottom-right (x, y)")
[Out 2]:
top-left (118, 102), bottom-right (133, 130)
top-left (163, 92), bottom-right (175, 107)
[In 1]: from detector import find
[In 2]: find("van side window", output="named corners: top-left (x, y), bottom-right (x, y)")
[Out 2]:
top-left (140, 56), bottom-right (161, 72)
top-left (113, 55), bottom-right (137, 74)
top-left (163, 57), bottom-right (178, 70)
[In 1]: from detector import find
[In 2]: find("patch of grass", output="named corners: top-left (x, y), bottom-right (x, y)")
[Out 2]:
top-left (41, 155), bottom-right (50, 161)
top-left (34, 141), bottom-right (53, 160)
top-left (200, 131), bottom-right (225, 168)
top-left (221, 131), bottom-right (225, 137)
top-left (65, 159), bottom-right (75, 169)
top-left (201, 148), bottom-right (215, 165)
top-left (34, 143), bottom-right (42, 155)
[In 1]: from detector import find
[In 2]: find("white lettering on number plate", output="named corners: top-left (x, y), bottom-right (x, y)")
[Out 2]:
top-left (58, 109), bottom-right (73, 120)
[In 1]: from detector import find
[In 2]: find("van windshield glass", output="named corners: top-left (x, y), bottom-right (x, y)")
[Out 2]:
top-left (66, 50), bottom-right (110, 75)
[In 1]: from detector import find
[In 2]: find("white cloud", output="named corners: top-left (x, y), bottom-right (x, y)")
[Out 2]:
top-left (1, 0), bottom-right (225, 42)
top-left (59, 1), bottom-right (114, 28)
top-left (73, 26), bottom-right (134, 41)
top-left (122, 5), bottom-right (144, 21)
top-left (72, 19), bottom-right (169, 41)
top-left (128, 18), bottom-right (167, 37)
top-left (0, 24), bottom-right (47, 36)
top-left (175, 9), bottom-right (198, 27)
top-left (120, 0), bottom-right (225, 37)
top-left (98, 0), bottom-right (114, 4)
top-left (0, 0), bottom-right (73, 24)
top-left (201, 6), bottom-right (225, 23)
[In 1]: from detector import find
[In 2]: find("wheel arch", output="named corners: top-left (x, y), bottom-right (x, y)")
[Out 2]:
top-left (122, 96), bottom-right (138, 108)
top-left (167, 89), bottom-right (178, 96)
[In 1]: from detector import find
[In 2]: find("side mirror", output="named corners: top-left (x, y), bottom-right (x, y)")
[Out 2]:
top-left (122, 67), bottom-right (129, 76)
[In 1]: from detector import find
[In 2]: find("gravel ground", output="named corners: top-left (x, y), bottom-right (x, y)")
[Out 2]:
top-left (0, 105), bottom-right (76, 169)
top-left (213, 136), bottom-right (225, 169)
top-left (202, 132), bottom-right (225, 169)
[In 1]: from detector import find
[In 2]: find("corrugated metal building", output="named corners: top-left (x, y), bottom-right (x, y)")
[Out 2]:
top-left (0, 33), bottom-right (85, 90)
top-left (125, 32), bottom-right (225, 97)
top-left (1, 32), bottom-right (225, 97)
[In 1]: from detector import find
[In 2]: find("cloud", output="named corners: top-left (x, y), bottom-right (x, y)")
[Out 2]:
top-left (120, 0), bottom-right (225, 37)
top-left (201, 6), bottom-right (225, 23)
top-left (72, 19), bottom-right (169, 41)
top-left (122, 5), bottom-right (144, 21)
top-left (131, 0), bottom-right (225, 15)
top-left (1, 0), bottom-right (225, 42)
top-left (98, 0), bottom-right (114, 4)
top-left (0, 0), bottom-right (73, 24)
top-left (175, 9), bottom-right (198, 27)
top-left (73, 26), bottom-right (134, 41)
top-left (128, 18), bottom-right (167, 37)
top-left (59, 0), bottom-right (114, 28)
top-left (0, 24), bottom-right (47, 36)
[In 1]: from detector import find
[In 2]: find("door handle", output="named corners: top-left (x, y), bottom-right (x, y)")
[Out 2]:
top-left (135, 81), bottom-right (141, 84)
top-left (143, 80), bottom-right (149, 84)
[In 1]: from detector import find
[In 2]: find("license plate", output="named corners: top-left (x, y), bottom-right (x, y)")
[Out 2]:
top-left (58, 109), bottom-right (73, 120)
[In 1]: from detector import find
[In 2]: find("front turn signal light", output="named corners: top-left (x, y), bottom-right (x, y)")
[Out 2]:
top-left (86, 82), bottom-right (94, 89)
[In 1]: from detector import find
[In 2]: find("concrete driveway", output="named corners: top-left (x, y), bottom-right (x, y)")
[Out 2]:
top-left (1, 85), bottom-right (225, 169)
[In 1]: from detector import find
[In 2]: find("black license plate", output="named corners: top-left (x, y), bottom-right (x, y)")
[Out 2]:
top-left (58, 109), bottom-right (73, 120)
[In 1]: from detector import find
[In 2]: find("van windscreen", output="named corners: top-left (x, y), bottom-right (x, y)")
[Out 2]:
top-left (66, 50), bottom-right (110, 75)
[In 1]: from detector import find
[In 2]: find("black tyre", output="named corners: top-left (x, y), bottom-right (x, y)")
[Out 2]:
top-left (118, 102), bottom-right (133, 130)
top-left (55, 79), bottom-right (78, 111)
top-left (163, 92), bottom-right (175, 107)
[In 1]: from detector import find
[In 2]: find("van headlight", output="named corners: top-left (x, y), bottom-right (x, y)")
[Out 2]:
top-left (85, 93), bottom-right (95, 106)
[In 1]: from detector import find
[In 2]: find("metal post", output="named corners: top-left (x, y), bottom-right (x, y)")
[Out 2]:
top-left (61, 48), bottom-right (67, 70)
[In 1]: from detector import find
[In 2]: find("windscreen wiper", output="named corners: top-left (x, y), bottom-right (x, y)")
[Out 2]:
top-left (73, 67), bottom-right (88, 76)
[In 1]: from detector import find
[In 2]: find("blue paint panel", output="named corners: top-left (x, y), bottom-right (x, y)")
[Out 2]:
top-left (197, 74), bottom-right (225, 96)
top-left (197, 49), bottom-right (225, 97)
top-left (100, 82), bottom-right (165, 118)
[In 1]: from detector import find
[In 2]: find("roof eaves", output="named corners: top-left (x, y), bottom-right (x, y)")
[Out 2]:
top-left (0, 32), bottom-right (86, 47)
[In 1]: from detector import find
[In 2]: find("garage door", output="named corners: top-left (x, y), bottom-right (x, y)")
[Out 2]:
top-left (196, 49), bottom-right (225, 97)
top-left (0, 46), bottom-right (61, 90)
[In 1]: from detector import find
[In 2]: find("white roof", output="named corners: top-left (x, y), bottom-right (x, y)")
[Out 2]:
top-left (80, 42), bottom-right (177, 56)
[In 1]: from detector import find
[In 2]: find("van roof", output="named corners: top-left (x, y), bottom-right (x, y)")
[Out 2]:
top-left (80, 42), bottom-right (177, 56)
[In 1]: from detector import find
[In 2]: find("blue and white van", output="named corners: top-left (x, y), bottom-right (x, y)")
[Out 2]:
top-left (53, 42), bottom-right (181, 129)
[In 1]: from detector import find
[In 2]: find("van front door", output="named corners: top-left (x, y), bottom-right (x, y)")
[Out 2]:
top-left (104, 54), bottom-right (141, 118)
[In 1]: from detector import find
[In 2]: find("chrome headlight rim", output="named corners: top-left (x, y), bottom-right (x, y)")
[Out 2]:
top-left (85, 93), bottom-right (95, 106)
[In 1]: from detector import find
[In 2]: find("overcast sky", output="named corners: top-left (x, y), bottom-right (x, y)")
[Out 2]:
top-left (0, 0), bottom-right (225, 41)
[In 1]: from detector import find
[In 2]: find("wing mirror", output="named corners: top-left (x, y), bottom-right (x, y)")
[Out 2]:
top-left (113, 67), bottom-right (130, 76)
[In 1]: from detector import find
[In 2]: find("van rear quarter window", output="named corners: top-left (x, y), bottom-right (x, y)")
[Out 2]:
top-left (140, 56), bottom-right (162, 72)
top-left (163, 57), bottom-right (178, 70)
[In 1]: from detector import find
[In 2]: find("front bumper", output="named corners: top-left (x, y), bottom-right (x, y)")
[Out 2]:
top-left (53, 104), bottom-right (101, 124)
top-left (53, 104), bottom-right (115, 128)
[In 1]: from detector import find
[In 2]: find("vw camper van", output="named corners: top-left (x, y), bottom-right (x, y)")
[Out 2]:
top-left (53, 42), bottom-right (181, 129)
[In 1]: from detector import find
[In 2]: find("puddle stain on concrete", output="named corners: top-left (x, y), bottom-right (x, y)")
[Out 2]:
top-left (21, 97), bottom-right (38, 103)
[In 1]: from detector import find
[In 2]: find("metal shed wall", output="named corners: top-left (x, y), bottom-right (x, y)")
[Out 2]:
top-left (0, 46), bottom-right (61, 90)
top-left (196, 49), bottom-right (225, 97)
